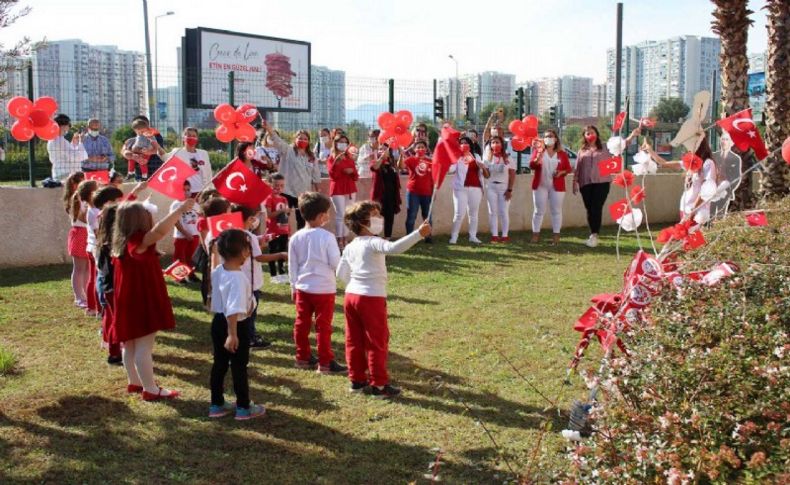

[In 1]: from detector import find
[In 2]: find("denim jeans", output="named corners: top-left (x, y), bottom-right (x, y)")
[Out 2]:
top-left (405, 191), bottom-right (432, 233)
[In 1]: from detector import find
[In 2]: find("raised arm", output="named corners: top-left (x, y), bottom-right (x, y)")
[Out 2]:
top-left (371, 221), bottom-right (430, 254)
top-left (140, 198), bottom-right (196, 250)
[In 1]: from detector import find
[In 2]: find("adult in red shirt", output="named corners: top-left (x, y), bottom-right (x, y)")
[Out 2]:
top-left (327, 134), bottom-right (359, 248)
top-left (398, 139), bottom-right (434, 243)
top-left (529, 129), bottom-right (572, 245)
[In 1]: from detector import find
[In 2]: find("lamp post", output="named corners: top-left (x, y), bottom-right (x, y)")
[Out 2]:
top-left (154, 10), bottom-right (175, 128)
top-left (448, 54), bottom-right (459, 120)
top-left (142, 0), bottom-right (154, 124)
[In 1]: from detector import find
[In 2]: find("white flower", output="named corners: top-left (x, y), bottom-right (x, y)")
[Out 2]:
top-left (632, 150), bottom-right (658, 175)
top-left (607, 136), bottom-right (626, 156)
top-left (617, 208), bottom-right (643, 231)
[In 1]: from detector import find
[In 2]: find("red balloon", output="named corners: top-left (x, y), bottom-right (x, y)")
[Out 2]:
top-left (32, 96), bottom-right (58, 116)
top-left (213, 103), bottom-right (235, 124)
top-left (394, 124), bottom-right (406, 135)
top-left (10, 119), bottom-right (34, 142)
top-left (7, 96), bottom-right (33, 118)
top-left (395, 110), bottom-right (413, 127)
top-left (29, 109), bottom-right (50, 127)
top-left (235, 123), bottom-right (257, 143)
top-left (215, 124), bottom-right (236, 143)
top-left (511, 136), bottom-right (528, 152)
top-left (378, 131), bottom-right (398, 146)
top-left (782, 136), bottom-right (790, 165)
top-left (508, 119), bottom-right (526, 137)
top-left (523, 115), bottom-right (539, 130)
top-left (235, 103), bottom-right (258, 123)
top-left (377, 112), bottom-right (396, 131)
top-left (34, 121), bottom-right (60, 141)
top-left (395, 132), bottom-right (413, 149)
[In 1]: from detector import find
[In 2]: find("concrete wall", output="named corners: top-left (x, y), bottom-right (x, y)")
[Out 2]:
top-left (0, 174), bottom-right (685, 268)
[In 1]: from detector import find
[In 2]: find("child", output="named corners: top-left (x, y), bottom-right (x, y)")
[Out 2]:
top-left (83, 181), bottom-right (103, 317)
top-left (111, 198), bottom-right (196, 401)
top-left (197, 196), bottom-right (231, 306)
top-left (95, 200), bottom-right (122, 365)
top-left (337, 201), bottom-right (431, 397)
top-left (171, 180), bottom-right (200, 279)
top-left (63, 172), bottom-right (85, 307)
top-left (263, 173), bottom-right (290, 284)
top-left (209, 228), bottom-right (266, 420)
top-left (109, 171), bottom-right (124, 189)
top-left (68, 179), bottom-right (98, 310)
top-left (288, 192), bottom-right (347, 374)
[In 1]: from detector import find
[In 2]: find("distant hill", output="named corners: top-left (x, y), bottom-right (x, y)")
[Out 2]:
top-left (346, 102), bottom-right (433, 126)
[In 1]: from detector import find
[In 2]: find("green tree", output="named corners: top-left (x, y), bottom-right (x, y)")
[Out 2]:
top-left (562, 125), bottom-right (583, 151)
top-left (650, 97), bottom-right (690, 123)
top-left (0, 1), bottom-right (32, 98)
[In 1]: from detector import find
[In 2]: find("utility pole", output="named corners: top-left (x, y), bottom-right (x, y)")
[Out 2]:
top-left (142, 0), bottom-right (155, 123)
top-left (614, 2), bottom-right (623, 119)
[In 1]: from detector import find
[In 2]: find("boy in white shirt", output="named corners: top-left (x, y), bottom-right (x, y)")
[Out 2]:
top-left (209, 229), bottom-right (266, 420)
top-left (170, 180), bottom-right (200, 278)
top-left (288, 192), bottom-right (347, 374)
top-left (337, 201), bottom-right (431, 398)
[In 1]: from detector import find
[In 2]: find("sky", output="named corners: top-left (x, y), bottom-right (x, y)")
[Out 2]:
top-left (0, 0), bottom-right (769, 84)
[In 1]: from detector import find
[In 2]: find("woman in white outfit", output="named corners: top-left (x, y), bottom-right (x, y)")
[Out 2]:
top-left (483, 136), bottom-right (516, 242)
top-left (448, 136), bottom-right (490, 244)
top-left (528, 130), bottom-right (573, 245)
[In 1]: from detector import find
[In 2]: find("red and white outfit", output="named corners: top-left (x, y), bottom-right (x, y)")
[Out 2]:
top-left (529, 149), bottom-right (572, 233)
top-left (288, 226), bottom-right (341, 366)
top-left (404, 156), bottom-right (434, 197)
top-left (264, 193), bottom-right (291, 240)
top-left (167, 147), bottom-right (213, 194)
top-left (681, 158), bottom-right (717, 224)
top-left (327, 154), bottom-right (359, 238)
top-left (484, 153), bottom-right (516, 238)
top-left (85, 206), bottom-right (101, 314)
top-left (171, 200), bottom-right (200, 268)
top-left (336, 230), bottom-right (423, 386)
top-left (448, 154), bottom-right (485, 242)
top-left (68, 204), bottom-right (89, 259)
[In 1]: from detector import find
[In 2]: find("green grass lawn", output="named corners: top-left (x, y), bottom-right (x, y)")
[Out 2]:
top-left (0, 228), bottom-right (642, 484)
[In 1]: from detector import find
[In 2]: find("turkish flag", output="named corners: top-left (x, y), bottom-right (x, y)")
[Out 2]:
top-left (573, 307), bottom-right (599, 332)
top-left (613, 111), bottom-right (626, 132)
top-left (609, 198), bottom-right (631, 220)
top-left (745, 211), bottom-right (768, 227)
top-left (84, 171), bottom-right (110, 184)
top-left (147, 156), bottom-right (194, 201)
top-left (639, 117), bottom-right (656, 129)
top-left (213, 159), bottom-right (272, 208)
top-left (598, 155), bottom-right (622, 177)
top-left (163, 260), bottom-right (194, 282)
top-left (207, 211), bottom-right (244, 240)
top-left (431, 124), bottom-right (462, 188)
top-left (683, 229), bottom-right (706, 251)
top-left (716, 108), bottom-right (769, 160)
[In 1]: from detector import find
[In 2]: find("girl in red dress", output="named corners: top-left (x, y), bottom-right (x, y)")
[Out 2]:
top-left (111, 198), bottom-right (196, 401)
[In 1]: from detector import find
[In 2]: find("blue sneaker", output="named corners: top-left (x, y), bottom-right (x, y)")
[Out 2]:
top-left (235, 403), bottom-right (266, 421)
top-left (208, 402), bottom-right (234, 419)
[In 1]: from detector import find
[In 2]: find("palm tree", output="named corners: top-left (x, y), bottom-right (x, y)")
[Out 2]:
top-left (711, 0), bottom-right (755, 209)
top-left (760, 0), bottom-right (790, 198)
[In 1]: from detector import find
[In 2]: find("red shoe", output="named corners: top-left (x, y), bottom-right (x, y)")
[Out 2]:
top-left (491, 236), bottom-right (501, 243)
top-left (501, 236), bottom-right (510, 243)
top-left (141, 387), bottom-right (180, 402)
top-left (127, 384), bottom-right (144, 394)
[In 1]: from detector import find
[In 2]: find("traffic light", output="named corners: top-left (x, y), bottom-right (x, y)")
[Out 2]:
top-left (433, 97), bottom-right (444, 121)
top-left (464, 97), bottom-right (473, 120)
top-left (549, 106), bottom-right (557, 127)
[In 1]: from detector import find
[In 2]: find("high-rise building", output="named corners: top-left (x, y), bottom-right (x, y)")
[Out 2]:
top-left (527, 75), bottom-right (593, 118)
top-left (463, 71), bottom-right (516, 118)
top-left (270, 65), bottom-right (345, 131)
top-left (606, 36), bottom-right (721, 118)
top-left (32, 39), bottom-right (146, 131)
top-left (155, 86), bottom-right (183, 135)
top-left (437, 78), bottom-right (464, 121)
top-left (532, 77), bottom-right (561, 117)
top-left (748, 52), bottom-right (766, 120)
top-left (592, 83), bottom-right (608, 118)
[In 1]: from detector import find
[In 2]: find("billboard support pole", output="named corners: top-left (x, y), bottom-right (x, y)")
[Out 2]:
top-left (27, 62), bottom-right (36, 187)
top-left (388, 79), bottom-right (394, 113)
top-left (227, 71), bottom-right (235, 161)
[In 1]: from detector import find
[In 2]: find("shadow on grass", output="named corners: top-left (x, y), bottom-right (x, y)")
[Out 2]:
top-left (0, 264), bottom-right (71, 288)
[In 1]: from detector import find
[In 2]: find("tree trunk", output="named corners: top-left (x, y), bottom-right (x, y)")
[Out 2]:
top-left (711, 0), bottom-right (755, 209)
top-left (761, 0), bottom-right (790, 199)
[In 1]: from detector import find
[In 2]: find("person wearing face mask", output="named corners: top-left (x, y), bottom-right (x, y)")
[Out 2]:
top-left (483, 136), bottom-right (516, 242)
top-left (262, 123), bottom-right (321, 230)
top-left (529, 130), bottom-right (573, 245)
top-left (398, 140), bottom-right (434, 242)
top-left (47, 113), bottom-right (88, 181)
top-left (573, 125), bottom-right (641, 247)
top-left (356, 129), bottom-right (381, 178)
top-left (314, 128), bottom-right (332, 177)
top-left (402, 123), bottom-right (432, 158)
top-left (327, 135), bottom-right (359, 249)
top-left (81, 118), bottom-right (115, 173)
top-left (448, 136), bottom-right (490, 244)
top-left (369, 143), bottom-right (401, 239)
top-left (256, 128), bottom-right (281, 168)
top-left (232, 142), bottom-right (271, 183)
top-left (166, 127), bottom-right (212, 197)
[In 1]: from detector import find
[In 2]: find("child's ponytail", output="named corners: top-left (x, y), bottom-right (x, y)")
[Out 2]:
top-left (63, 171), bottom-right (86, 214)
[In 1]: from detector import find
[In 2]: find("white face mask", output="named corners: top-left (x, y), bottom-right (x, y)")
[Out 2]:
top-left (543, 137), bottom-right (556, 147)
top-left (367, 216), bottom-right (384, 235)
top-left (88, 130), bottom-right (100, 137)
top-left (320, 136), bottom-right (329, 144)
top-left (491, 130), bottom-right (499, 137)
top-left (337, 142), bottom-right (348, 151)
top-left (369, 137), bottom-right (377, 144)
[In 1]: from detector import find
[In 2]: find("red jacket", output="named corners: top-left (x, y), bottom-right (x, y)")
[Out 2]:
top-left (327, 154), bottom-right (359, 196)
top-left (529, 149), bottom-right (572, 192)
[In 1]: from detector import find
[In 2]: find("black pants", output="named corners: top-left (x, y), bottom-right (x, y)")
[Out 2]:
top-left (381, 198), bottom-right (397, 238)
top-left (268, 235), bottom-right (288, 276)
top-left (579, 182), bottom-right (610, 235)
top-left (283, 193), bottom-right (305, 230)
top-left (210, 313), bottom-right (251, 408)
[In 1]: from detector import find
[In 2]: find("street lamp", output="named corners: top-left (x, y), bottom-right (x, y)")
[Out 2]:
top-left (154, 10), bottom-right (175, 127)
top-left (448, 54), bottom-right (459, 120)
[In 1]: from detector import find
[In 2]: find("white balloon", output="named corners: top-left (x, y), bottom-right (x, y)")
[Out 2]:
top-left (633, 163), bottom-right (647, 176)
top-left (633, 150), bottom-right (651, 164)
top-left (607, 136), bottom-right (626, 156)
top-left (700, 180), bottom-right (718, 201)
top-left (617, 208), bottom-right (643, 231)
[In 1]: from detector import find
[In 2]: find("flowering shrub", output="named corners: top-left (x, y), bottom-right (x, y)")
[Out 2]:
top-left (565, 198), bottom-right (790, 484)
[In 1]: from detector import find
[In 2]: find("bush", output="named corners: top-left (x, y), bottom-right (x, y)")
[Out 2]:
top-left (0, 346), bottom-right (17, 375)
top-left (566, 198), bottom-right (790, 484)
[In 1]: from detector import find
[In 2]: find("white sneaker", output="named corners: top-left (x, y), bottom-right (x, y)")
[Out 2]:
top-left (585, 234), bottom-right (599, 248)
top-left (469, 236), bottom-right (482, 244)
top-left (448, 235), bottom-right (458, 244)
top-left (278, 274), bottom-right (290, 284)
top-left (270, 275), bottom-right (283, 284)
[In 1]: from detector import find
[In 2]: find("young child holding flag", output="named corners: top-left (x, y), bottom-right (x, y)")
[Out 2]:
top-left (337, 201), bottom-right (431, 397)
top-left (170, 180), bottom-right (200, 279)
top-left (263, 173), bottom-right (291, 284)
top-left (287, 192), bottom-right (347, 374)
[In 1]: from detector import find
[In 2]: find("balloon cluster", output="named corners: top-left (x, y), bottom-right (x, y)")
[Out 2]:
top-left (214, 103), bottom-right (259, 143)
top-left (508, 115), bottom-right (539, 151)
top-left (376, 110), bottom-right (414, 149)
top-left (6, 96), bottom-right (60, 141)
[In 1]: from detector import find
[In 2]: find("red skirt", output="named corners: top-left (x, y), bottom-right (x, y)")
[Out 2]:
top-left (68, 226), bottom-right (89, 259)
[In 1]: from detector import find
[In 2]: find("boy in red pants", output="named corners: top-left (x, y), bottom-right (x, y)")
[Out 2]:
top-left (288, 192), bottom-right (347, 374)
top-left (337, 201), bottom-right (431, 397)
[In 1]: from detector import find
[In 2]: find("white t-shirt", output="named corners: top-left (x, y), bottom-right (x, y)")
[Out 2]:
top-left (167, 148), bottom-right (212, 192)
top-left (86, 206), bottom-right (101, 254)
top-left (540, 152), bottom-right (559, 189)
top-left (681, 158), bottom-right (717, 223)
top-left (484, 154), bottom-right (516, 185)
top-left (206, 229), bottom-right (264, 291)
top-left (210, 265), bottom-right (253, 318)
top-left (336, 230), bottom-right (422, 297)
top-left (288, 226), bottom-right (341, 294)
top-left (170, 200), bottom-right (199, 239)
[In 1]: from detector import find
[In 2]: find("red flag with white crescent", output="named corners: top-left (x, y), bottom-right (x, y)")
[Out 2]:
top-left (163, 260), bottom-right (194, 282)
top-left (431, 124), bottom-right (462, 188)
top-left (716, 108), bottom-right (769, 160)
top-left (598, 155), bottom-right (623, 177)
top-left (207, 211), bottom-right (244, 240)
top-left (212, 159), bottom-right (273, 208)
top-left (84, 171), bottom-right (110, 184)
top-left (613, 111), bottom-right (626, 132)
top-left (146, 156), bottom-right (195, 201)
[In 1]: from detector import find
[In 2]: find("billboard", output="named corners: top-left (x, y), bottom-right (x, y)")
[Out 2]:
top-left (182, 27), bottom-right (311, 111)
top-left (748, 72), bottom-right (765, 120)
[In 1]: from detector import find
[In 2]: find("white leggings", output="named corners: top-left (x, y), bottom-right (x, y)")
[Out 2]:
top-left (532, 186), bottom-right (565, 233)
top-left (486, 183), bottom-right (511, 237)
top-left (122, 332), bottom-right (158, 393)
top-left (71, 256), bottom-right (89, 305)
top-left (451, 186), bottom-right (483, 239)
top-left (331, 193), bottom-right (356, 238)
